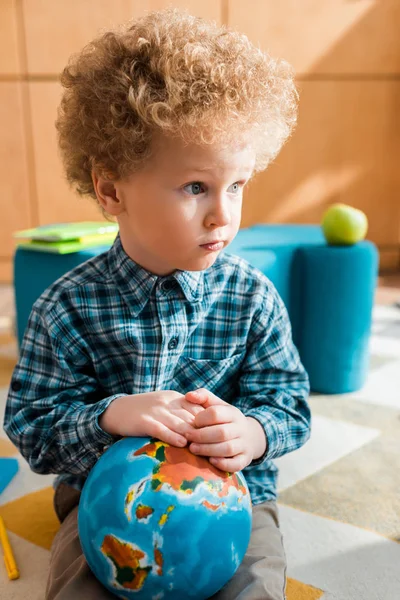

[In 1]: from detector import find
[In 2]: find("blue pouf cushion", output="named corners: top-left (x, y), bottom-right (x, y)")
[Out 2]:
top-left (14, 245), bottom-right (112, 346)
top-left (297, 242), bottom-right (378, 394)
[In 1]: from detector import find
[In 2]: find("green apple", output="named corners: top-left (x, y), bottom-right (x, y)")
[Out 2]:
top-left (322, 203), bottom-right (368, 245)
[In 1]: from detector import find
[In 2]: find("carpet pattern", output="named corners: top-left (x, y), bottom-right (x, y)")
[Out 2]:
top-left (0, 303), bottom-right (399, 599)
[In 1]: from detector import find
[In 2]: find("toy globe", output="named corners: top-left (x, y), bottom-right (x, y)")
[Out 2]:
top-left (78, 437), bottom-right (252, 599)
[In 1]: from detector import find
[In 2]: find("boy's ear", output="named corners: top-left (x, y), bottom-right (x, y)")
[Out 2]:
top-left (91, 170), bottom-right (123, 216)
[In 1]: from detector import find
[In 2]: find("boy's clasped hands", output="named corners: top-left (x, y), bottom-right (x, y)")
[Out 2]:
top-left (99, 388), bottom-right (266, 473)
top-left (184, 389), bottom-right (266, 472)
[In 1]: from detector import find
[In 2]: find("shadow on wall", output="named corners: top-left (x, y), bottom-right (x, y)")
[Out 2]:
top-left (241, 0), bottom-right (400, 251)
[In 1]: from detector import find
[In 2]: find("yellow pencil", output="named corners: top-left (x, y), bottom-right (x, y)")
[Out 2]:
top-left (0, 516), bottom-right (19, 580)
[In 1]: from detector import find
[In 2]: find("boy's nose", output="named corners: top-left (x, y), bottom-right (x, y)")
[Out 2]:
top-left (204, 196), bottom-right (231, 228)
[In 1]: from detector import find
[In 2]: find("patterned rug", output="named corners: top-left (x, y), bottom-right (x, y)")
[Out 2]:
top-left (0, 303), bottom-right (399, 600)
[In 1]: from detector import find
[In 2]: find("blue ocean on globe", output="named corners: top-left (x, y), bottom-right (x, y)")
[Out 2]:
top-left (78, 436), bottom-right (252, 599)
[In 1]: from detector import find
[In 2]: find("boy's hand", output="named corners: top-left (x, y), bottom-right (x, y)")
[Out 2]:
top-left (184, 388), bottom-right (267, 472)
top-left (99, 391), bottom-right (204, 448)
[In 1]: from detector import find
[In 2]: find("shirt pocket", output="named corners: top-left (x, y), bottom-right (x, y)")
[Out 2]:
top-left (171, 349), bottom-right (246, 398)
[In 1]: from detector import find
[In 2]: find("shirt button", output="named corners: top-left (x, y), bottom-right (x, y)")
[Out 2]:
top-left (11, 380), bottom-right (22, 392)
top-left (168, 336), bottom-right (179, 350)
top-left (162, 280), bottom-right (175, 292)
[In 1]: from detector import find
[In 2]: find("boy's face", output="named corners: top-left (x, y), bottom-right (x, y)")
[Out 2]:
top-left (95, 134), bottom-right (255, 276)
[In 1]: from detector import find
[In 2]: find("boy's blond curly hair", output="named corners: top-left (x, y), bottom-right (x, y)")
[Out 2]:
top-left (56, 8), bottom-right (298, 200)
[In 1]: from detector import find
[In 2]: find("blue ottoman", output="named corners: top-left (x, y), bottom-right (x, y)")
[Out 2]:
top-left (228, 225), bottom-right (378, 394)
top-left (13, 225), bottom-right (378, 394)
top-left (14, 245), bottom-right (112, 346)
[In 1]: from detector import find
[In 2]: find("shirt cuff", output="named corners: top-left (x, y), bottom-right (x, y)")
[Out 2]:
top-left (76, 394), bottom-right (127, 456)
top-left (244, 409), bottom-right (283, 466)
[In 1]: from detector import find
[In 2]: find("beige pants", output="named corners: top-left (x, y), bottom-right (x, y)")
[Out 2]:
top-left (46, 484), bottom-right (287, 600)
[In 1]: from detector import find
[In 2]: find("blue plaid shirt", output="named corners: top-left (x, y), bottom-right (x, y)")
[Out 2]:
top-left (4, 235), bottom-right (310, 505)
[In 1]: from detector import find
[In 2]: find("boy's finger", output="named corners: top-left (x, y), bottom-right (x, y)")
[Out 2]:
top-left (186, 422), bottom-right (237, 444)
top-left (190, 438), bottom-right (242, 458)
top-left (165, 415), bottom-right (198, 438)
top-left (150, 422), bottom-right (188, 447)
top-left (209, 454), bottom-right (247, 473)
top-left (194, 404), bottom-right (233, 428)
top-left (181, 399), bottom-right (205, 417)
top-left (185, 388), bottom-right (226, 408)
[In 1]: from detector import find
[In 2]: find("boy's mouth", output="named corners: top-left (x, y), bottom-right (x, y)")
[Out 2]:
top-left (199, 241), bottom-right (225, 251)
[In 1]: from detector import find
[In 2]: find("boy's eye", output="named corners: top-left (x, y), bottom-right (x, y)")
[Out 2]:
top-left (184, 182), bottom-right (205, 195)
top-left (183, 181), bottom-right (243, 196)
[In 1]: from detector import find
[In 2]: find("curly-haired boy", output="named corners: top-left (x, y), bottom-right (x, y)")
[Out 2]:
top-left (4, 8), bottom-right (311, 599)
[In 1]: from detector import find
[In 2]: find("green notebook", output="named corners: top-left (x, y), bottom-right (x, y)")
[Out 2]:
top-left (14, 221), bottom-right (119, 254)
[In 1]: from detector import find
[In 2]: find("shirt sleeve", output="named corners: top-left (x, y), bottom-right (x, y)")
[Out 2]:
top-left (235, 283), bottom-right (311, 468)
top-left (3, 303), bottom-right (126, 477)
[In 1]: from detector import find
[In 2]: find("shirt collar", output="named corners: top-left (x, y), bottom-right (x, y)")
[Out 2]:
top-left (107, 235), bottom-right (204, 316)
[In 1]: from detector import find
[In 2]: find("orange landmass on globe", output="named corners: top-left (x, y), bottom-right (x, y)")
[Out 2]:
top-left (154, 547), bottom-right (164, 576)
top-left (202, 499), bottom-right (225, 511)
top-left (136, 504), bottom-right (154, 520)
top-left (101, 534), bottom-right (151, 590)
top-left (134, 440), bottom-right (248, 499)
